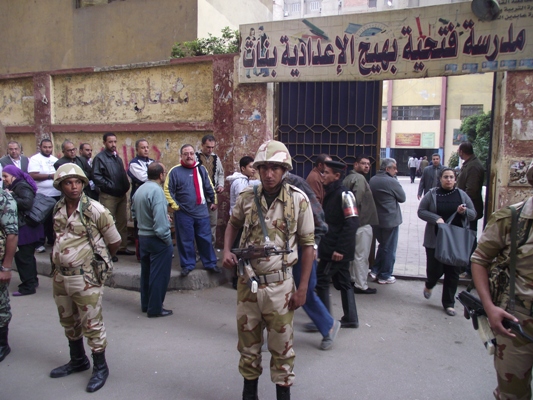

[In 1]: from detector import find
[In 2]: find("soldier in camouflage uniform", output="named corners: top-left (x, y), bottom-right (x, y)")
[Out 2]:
top-left (50, 164), bottom-right (121, 393)
top-left (0, 187), bottom-right (19, 362)
top-left (471, 160), bottom-right (533, 400)
top-left (223, 141), bottom-right (315, 400)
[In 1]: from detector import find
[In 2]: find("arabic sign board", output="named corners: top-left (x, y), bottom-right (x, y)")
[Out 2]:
top-left (395, 133), bottom-right (421, 146)
top-left (239, 2), bottom-right (533, 83)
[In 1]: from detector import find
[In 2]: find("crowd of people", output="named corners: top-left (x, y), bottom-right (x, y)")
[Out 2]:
top-left (0, 136), bottom-right (531, 399)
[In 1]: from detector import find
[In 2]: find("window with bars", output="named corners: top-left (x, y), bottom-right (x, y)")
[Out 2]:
top-left (309, 1), bottom-right (321, 11)
top-left (289, 2), bottom-right (301, 12)
top-left (382, 106), bottom-right (388, 120)
top-left (460, 104), bottom-right (483, 119)
top-left (391, 105), bottom-right (440, 120)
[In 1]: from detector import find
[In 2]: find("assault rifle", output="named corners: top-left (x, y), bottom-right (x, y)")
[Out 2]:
top-left (457, 291), bottom-right (496, 354)
top-left (231, 244), bottom-right (293, 293)
top-left (457, 291), bottom-right (533, 349)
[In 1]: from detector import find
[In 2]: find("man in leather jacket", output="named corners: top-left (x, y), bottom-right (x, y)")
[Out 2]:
top-left (92, 133), bottom-right (133, 258)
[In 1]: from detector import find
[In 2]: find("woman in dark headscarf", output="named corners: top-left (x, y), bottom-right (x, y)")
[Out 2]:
top-left (2, 165), bottom-right (43, 296)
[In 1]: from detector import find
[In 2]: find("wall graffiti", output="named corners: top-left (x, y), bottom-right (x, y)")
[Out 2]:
top-left (239, 2), bottom-right (533, 82)
top-left (53, 63), bottom-right (213, 124)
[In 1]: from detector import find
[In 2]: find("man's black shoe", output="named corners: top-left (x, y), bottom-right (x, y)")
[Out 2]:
top-left (181, 269), bottom-right (191, 277)
top-left (207, 266), bottom-right (221, 273)
top-left (112, 256), bottom-right (118, 262)
top-left (147, 309), bottom-right (173, 318)
top-left (117, 249), bottom-right (135, 256)
top-left (340, 319), bottom-right (359, 328)
top-left (353, 286), bottom-right (377, 294)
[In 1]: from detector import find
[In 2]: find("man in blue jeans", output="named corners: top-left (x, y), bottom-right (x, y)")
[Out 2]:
top-left (164, 144), bottom-right (220, 277)
top-left (369, 158), bottom-right (406, 284)
top-left (286, 173), bottom-right (340, 350)
top-left (132, 162), bottom-right (173, 318)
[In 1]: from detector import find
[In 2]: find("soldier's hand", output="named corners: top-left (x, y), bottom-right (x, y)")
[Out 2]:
top-left (288, 289), bottom-right (306, 311)
top-left (486, 304), bottom-right (518, 338)
top-left (0, 270), bottom-right (12, 285)
top-left (223, 251), bottom-right (238, 269)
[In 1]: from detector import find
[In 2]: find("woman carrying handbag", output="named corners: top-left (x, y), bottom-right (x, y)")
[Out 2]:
top-left (418, 168), bottom-right (476, 316)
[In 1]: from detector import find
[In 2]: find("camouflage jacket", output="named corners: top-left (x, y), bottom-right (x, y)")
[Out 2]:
top-left (471, 197), bottom-right (533, 303)
top-left (52, 193), bottom-right (121, 280)
top-left (0, 189), bottom-right (18, 262)
top-left (229, 182), bottom-right (315, 274)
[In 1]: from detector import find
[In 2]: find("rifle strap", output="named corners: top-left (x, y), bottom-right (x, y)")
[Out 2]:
top-left (508, 206), bottom-right (518, 313)
top-left (253, 185), bottom-right (270, 244)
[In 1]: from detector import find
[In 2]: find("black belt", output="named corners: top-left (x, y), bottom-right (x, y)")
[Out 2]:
top-left (58, 267), bottom-right (84, 276)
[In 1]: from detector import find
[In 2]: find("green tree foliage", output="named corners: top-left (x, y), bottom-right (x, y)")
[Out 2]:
top-left (448, 151), bottom-right (459, 168)
top-left (171, 27), bottom-right (240, 58)
top-left (458, 111), bottom-right (491, 169)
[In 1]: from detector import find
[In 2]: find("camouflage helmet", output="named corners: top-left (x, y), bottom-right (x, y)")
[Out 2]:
top-left (53, 163), bottom-right (89, 190)
top-left (253, 140), bottom-right (293, 171)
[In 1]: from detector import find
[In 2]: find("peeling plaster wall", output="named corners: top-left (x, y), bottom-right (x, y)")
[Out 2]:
top-left (53, 64), bottom-right (213, 124)
top-left (0, 55), bottom-right (269, 249)
top-left (0, 79), bottom-right (34, 126)
top-left (493, 70), bottom-right (533, 210)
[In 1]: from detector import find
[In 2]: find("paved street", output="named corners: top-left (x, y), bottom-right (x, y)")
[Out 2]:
top-left (1, 273), bottom-right (495, 400)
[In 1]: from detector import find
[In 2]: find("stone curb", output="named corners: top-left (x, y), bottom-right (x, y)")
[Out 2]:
top-left (32, 250), bottom-right (231, 292)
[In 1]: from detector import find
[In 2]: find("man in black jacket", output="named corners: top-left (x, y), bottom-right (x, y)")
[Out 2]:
top-left (54, 140), bottom-right (96, 200)
top-left (316, 160), bottom-right (359, 329)
top-left (92, 133), bottom-right (133, 259)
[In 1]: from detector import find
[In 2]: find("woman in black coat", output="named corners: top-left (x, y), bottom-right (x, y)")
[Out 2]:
top-left (2, 166), bottom-right (44, 296)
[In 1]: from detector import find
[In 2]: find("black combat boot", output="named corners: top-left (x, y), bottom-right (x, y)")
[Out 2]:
top-left (86, 350), bottom-right (109, 392)
top-left (339, 287), bottom-right (359, 328)
top-left (242, 378), bottom-right (259, 400)
top-left (50, 338), bottom-right (90, 378)
top-left (276, 384), bottom-right (290, 400)
top-left (0, 326), bottom-right (11, 362)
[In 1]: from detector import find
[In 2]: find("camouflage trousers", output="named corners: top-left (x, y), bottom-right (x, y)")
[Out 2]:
top-left (0, 282), bottom-right (11, 328)
top-left (494, 309), bottom-right (533, 400)
top-left (53, 273), bottom-right (107, 352)
top-left (237, 277), bottom-right (295, 386)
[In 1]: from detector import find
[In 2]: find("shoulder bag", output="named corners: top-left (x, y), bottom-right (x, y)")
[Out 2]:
top-left (435, 211), bottom-right (476, 267)
top-left (24, 193), bottom-right (57, 227)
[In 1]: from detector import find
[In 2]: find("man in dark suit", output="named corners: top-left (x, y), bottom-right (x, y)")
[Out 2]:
top-left (0, 141), bottom-right (29, 174)
top-left (457, 141), bottom-right (485, 279)
top-left (54, 140), bottom-right (96, 200)
top-left (417, 153), bottom-right (445, 200)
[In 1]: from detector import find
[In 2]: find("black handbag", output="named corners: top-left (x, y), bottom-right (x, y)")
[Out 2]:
top-left (434, 211), bottom-right (476, 267)
top-left (24, 193), bottom-right (57, 227)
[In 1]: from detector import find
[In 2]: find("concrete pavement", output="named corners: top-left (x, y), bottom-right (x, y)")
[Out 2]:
top-left (1, 271), bottom-right (495, 400)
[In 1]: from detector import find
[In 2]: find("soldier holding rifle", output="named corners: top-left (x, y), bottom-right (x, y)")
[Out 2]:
top-left (223, 140), bottom-right (315, 400)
